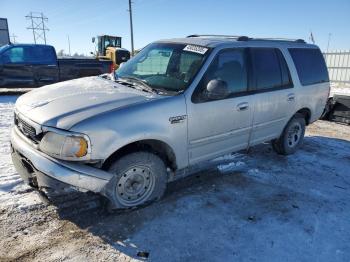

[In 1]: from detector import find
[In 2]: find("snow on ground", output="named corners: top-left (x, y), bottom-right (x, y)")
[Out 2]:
top-left (0, 96), bottom-right (43, 212)
top-left (330, 83), bottom-right (350, 97)
top-left (0, 95), bottom-right (350, 262)
top-left (0, 96), bottom-right (18, 193)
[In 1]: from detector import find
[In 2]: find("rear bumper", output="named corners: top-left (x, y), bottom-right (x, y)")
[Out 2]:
top-left (10, 127), bottom-right (113, 193)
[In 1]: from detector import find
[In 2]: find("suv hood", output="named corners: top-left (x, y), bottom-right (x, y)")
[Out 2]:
top-left (15, 76), bottom-right (158, 129)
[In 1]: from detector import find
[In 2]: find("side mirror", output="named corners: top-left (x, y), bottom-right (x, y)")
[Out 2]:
top-left (92, 37), bottom-right (95, 43)
top-left (206, 79), bottom-right (229, 100)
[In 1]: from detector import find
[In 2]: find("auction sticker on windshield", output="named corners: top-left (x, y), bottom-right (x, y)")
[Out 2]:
top-left (183, 45), bottom-right (208, 55)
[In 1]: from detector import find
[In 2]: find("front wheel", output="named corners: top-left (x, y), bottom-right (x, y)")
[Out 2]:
top-left (107, 152), bottom-right (167, 209)
top-left (272, 114), bottom-right (306, 155)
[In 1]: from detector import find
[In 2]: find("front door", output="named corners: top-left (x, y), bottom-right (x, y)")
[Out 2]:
top-left (186, 48), bottom-right (254, 164)
top-left (0, 46), bottom-right (35, 88)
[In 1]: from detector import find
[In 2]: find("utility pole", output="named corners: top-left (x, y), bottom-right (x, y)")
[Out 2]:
top-left (67, 35), bottom-right (71, 56)
top-left (10, 34), bottom-right (17, 43)
top-left (128, 0), bottom-right (135, 56)
top-left (26, 12), bottom-right (49, 44)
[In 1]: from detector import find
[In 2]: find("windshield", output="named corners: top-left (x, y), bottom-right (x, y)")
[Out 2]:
top-left (115, 42), bottom-right (210, 93)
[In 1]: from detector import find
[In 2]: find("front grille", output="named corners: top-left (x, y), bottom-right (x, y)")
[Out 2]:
top-left (14, 114), bottom-right (42, 143)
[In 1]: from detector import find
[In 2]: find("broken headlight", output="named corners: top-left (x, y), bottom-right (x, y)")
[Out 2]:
top-left (39, 130), bottom-right (91, 161)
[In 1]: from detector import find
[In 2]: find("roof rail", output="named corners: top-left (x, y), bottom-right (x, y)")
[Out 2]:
top-left (251, 37), bottom-right (306, 43)
top-left (186, 34), bottom-right (250, 41)
top-left (186, 34), bottom-right (306, 43)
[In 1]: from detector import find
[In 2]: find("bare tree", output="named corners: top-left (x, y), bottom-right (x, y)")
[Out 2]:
top-left (57, 49), bottom-right (65, 57)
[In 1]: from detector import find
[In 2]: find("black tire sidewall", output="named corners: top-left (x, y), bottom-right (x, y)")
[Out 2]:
top-left (281, 116), bottom-right (306, 154)
top-left (106, 152), bottom-right (167, 209)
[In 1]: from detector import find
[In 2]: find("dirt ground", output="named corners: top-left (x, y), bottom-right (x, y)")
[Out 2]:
top-left (0, 96), bottom-right (350, 262)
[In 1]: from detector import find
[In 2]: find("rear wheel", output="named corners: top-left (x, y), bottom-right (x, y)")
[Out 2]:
top-left (107, 152), bottom-right (167, 209)
top-left (272, 114), bottom-right (306, 155)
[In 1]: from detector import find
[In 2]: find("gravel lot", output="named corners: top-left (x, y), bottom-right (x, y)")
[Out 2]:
top-left (0, 95), bottom-right (350, 262)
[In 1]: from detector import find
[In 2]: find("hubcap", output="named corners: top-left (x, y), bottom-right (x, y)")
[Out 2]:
top-left (116, 166), bottom-right (155, 206)
top-left (287, 122), bottom-right (302, 148)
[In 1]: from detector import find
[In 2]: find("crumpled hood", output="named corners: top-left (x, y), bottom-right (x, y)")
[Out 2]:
top-left (15, 76), bottom-right (158, 129)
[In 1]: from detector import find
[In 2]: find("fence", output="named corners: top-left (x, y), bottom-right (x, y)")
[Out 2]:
top-left (323, 51), bottom-right (350, 84)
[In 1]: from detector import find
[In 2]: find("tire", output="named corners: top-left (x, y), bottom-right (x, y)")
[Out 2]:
top-left (272, 114), bottom-right (306, 155)
top-left (106, 152), bottom-right (167, 209)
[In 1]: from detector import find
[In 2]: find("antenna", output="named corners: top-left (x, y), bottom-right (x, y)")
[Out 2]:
top-left (326, 33), bottom-right (332, 52)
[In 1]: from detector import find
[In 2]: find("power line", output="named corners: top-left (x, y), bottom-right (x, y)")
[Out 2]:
top-left (128, 0), bottom-right (135, 56)
top-left (25, 12), bottom-right (49, 44)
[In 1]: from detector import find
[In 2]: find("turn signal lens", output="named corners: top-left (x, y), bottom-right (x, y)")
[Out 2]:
top-left (61, 136), bottom-right (88, 158)
top-left (76, 137), bottom-right (88, 157)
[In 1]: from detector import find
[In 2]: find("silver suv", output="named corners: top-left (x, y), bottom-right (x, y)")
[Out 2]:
top-left (11, 35), bottom-right (330, 209)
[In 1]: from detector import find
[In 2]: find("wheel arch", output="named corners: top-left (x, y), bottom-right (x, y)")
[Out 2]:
top-left (102, 139), bottom-right (177, 171)
top-left (295, 107), bottom-right (311, 125)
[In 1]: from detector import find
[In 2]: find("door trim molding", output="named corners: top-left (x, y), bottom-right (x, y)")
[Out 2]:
top-left (189, 126), bottom-right (251, 146)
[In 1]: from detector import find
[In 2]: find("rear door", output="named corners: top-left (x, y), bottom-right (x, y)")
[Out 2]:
top-left (249, 48), bottom-right (295, 145)
top-left (31, 45), bottom-right (59, 87)
top-left (0, 46), bottom-right (35, 88)
top-left (187, 48), bottom-right (254, 164)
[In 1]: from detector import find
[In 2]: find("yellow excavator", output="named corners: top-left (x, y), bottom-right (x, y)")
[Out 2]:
top-left (92, 35), bottom-right (131, 70)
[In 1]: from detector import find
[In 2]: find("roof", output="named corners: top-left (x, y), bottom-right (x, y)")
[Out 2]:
top-left (1, 43), bottom-right (54, 48)
top-left (157, 35), bottom-right (317, 49)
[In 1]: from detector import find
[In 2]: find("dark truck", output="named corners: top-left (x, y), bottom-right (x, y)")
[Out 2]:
top-left (0, 44), bottom-right (113, 88)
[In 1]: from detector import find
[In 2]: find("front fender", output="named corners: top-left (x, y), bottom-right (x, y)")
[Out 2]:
top-left (70, 95), bottom-right (189, 169)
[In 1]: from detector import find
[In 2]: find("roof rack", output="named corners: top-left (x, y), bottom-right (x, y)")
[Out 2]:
top-left (252, 37), bottom-right (306, 43)
top-left (186, 34), bottom-right (306, 43)
top-left (186, 34), bottom-right (249, 41)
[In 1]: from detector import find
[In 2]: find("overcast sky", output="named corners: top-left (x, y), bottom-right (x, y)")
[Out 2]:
top-left (1, 0), bottom-right (349, 55)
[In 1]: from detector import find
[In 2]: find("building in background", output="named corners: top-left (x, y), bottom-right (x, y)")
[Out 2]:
top-left (0, 18), bottom-right (10, 46)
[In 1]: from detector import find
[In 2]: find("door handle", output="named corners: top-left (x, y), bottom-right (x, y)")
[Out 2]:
top-left (38, 77), bottom-right (54, 81)
top-left (236, 102), bottom-right (249, 111)
top-left (287, 93), bottom-right (295, 102)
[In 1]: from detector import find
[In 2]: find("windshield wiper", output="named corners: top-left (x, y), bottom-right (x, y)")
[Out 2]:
top-left (119, 76), bottom-right (158, 94)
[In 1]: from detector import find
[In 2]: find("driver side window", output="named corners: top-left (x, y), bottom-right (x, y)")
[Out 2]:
top-left (193, 48), bottom-right (248, 102)
top-left (2, 46), bottom-right (32, 64)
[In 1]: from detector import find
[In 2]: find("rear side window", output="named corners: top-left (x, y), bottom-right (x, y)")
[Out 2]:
top-left (289, 48), bottom-right (329, 86)
top-left (251, 48), bottom-right (292, 91)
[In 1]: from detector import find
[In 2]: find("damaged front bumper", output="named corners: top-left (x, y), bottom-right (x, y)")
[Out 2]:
top-left (10, 127), bottom-right (113, 194)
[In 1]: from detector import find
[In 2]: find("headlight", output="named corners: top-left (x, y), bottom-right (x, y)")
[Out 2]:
top-left (39, 131), bottom-right (90, 160)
